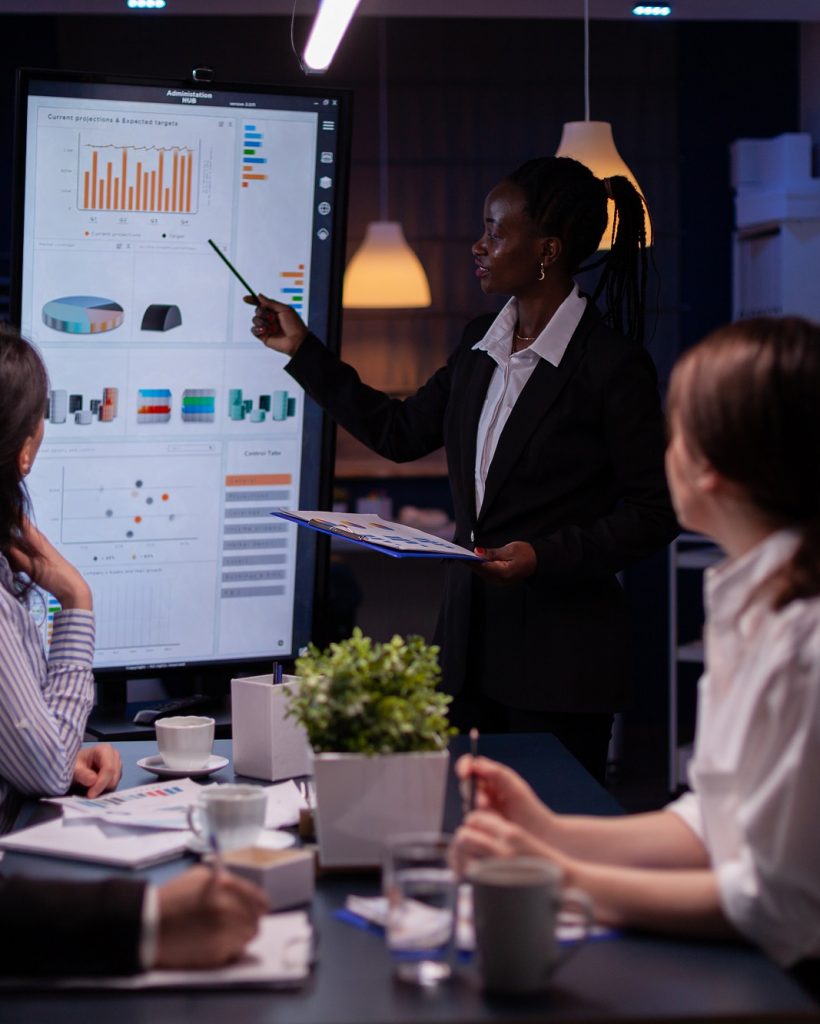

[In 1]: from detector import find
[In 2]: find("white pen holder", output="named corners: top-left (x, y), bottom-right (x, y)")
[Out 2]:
top-left (231, 673), bottom-right (311, 782)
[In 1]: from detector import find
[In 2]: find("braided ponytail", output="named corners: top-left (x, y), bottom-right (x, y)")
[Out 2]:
top-left (592, 176), bottom-right (649, 347)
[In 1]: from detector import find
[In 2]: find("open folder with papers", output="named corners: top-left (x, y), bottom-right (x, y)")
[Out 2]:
top-left (273, 509), bottom-right (483, 560)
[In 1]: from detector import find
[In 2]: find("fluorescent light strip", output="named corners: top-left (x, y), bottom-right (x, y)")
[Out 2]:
top-left (632, 5), bottom-right (671, 15)
top-left (126, 0), bottom-right (167, 7)
top-left (303, 0), bottom-right (362, 72)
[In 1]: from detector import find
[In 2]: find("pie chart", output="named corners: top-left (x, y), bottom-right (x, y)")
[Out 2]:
top-left (42, 295), bottom-right (124, 334)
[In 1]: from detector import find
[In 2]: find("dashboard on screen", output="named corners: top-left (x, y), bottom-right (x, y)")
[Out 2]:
top-left (11, 69), bottom-right (350, 675)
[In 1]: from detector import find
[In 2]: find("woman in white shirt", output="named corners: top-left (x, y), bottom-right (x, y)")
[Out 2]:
top-left (453, 315), bottom-right (820, 970)
top-left (0, 326), bottom-right (121, 831)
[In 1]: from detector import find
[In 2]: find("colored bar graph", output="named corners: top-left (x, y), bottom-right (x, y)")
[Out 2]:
top-left (79, 144), bottom-right (198, 214)
top-left (240, 123), bottom-right (268, 189)
top-left (280, 264), bottom-right (305, 316)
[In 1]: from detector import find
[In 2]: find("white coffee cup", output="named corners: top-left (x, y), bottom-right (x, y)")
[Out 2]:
top-left (468, 856), bottom-right (593, 994)
top-left (155, 715), bottom-right (215, 771)
top-left (188, 784), bottom-right (267, 853)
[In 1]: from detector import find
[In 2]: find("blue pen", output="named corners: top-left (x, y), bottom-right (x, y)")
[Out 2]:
top-left (273, 661), bottom-right (283, 685)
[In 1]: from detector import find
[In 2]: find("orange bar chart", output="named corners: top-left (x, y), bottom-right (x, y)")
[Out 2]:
top-left (80, 144), bottom-right (198, 214)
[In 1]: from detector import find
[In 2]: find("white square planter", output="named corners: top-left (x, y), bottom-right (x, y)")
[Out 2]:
top-left (311, 749), bottom-right (450, 868)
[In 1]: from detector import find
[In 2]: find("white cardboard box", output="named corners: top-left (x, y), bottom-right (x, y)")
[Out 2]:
top-left (223, 847), bottom-right (315, 911)
top-left (231, 674), bottom-right (311, 782)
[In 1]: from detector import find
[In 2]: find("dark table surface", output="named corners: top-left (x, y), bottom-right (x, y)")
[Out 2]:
top-left (2, 733), bottom-right (818, 1023)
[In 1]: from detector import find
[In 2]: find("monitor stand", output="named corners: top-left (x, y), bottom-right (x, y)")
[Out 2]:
top-left (86, 677), bottom-right (231, 741)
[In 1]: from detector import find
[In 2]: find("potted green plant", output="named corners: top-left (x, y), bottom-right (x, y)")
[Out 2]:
top-left (287, 628), bottom-right (455, 867)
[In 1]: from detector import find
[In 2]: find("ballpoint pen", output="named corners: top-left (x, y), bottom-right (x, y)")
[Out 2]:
top-left (468, 727), bottom-right (479, 812)
top-left (208, 829), bottom-right (224, 875)
top-left (207, 238), bottom-right (258, 301)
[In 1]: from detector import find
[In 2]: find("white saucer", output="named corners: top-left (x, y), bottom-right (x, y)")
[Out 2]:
top-left (187, 829), bottom-right (296, 856)
top-left (136, 754), bottom-right (230, 779)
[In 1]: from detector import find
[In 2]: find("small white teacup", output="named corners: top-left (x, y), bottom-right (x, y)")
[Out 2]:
top-left (188, 784), bottom-right (267, 853)
top-left (155, 715), bottom-right (215, 771)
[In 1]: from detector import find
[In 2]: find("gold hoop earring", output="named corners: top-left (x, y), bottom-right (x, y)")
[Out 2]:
top-left (538, 260), bottom-right (545, 282)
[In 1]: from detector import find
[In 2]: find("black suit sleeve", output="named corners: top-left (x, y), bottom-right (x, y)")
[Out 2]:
top-left (530, 342), bottom-right (678, 581)
top-left (0, 875), bottom-right (146, 976)
top-left (286, 333), bottom-right (452, 463)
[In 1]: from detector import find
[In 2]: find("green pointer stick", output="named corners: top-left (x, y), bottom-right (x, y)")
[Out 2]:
top-left (207, 239), bottom-right (258, 300)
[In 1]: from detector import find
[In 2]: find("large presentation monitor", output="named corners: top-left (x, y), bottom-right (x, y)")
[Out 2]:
top-left (10, 68), bottom-right (351, 680)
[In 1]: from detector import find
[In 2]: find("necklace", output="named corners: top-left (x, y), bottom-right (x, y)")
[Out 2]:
top-left (514, 331), bottom-right (537, 342)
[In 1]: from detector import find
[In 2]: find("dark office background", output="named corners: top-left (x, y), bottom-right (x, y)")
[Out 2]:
top-left (0, 13), bottom-right (801, 790)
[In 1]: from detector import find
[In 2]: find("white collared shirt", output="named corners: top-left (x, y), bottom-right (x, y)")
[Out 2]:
top-left (471, 285), bottom-right (586, 513)
top-left (667, 529), bottom-right (820, 966)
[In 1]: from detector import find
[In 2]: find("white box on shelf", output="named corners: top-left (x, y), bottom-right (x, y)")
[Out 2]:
top-left (231, 673), bottom-right (310, 782)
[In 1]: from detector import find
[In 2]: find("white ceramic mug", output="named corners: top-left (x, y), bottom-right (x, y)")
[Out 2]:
top-left (468, 856), bottom-right (593, 995)
top-left (188, 783), bottom-right (267, 853)
top-left (155, 715), bottom-right (215, 771)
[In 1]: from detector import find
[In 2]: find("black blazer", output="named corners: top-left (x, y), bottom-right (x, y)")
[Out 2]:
top-left (0, 875), bottom-right (145, 975)
top-left (288, 302), bottom-right (678, 713)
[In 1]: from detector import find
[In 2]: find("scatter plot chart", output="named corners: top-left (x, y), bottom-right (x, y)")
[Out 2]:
top-left (61, 472), bottom-right (199, 545)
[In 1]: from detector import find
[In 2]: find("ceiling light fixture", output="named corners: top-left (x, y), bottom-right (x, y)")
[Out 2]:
top-left (343, 21), bottom-right (431, 309)
top-left (303, 0), bottom-right (362, 73)
top-left (126, 0), bottom-right (166, 8)
top-left (555, 0), bottom-right (652, 247)
top-left (632, 5), bottom-right (672, 16)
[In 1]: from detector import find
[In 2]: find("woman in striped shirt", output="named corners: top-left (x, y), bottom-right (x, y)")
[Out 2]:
top-left (0, 326), bottom-right (120, 832)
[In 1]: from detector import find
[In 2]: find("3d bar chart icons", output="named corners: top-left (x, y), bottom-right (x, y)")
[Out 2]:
top-left (137, 388), bottom-right (172, 423)
top-left (228, 388), bottom-right (297, 422)
top-left (181, 389), bottom-right (216, 422)
top-left (47, 387), bottom-right (119, 425)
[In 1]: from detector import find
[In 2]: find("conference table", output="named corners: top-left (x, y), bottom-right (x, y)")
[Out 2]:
top-left (2, 733), bottom-right (818, 1023)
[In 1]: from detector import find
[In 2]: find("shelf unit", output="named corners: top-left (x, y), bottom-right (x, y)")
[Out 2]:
top-left (668, 532), bottom-right (723, 792)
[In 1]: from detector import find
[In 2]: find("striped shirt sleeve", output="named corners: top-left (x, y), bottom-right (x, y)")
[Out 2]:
top-left (0, 594), bottom-right (94, 812)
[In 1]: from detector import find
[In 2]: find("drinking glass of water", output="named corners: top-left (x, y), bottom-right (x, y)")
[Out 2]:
top-left (383, 833), bottom-right (456, 986)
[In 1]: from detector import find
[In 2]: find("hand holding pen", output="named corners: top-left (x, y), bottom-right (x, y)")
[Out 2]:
top-left (455, 752), bottom-right (555, 836)
top-left (458, 728), bottom-right (480, 817)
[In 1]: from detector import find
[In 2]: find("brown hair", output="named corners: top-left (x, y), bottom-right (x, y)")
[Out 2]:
top-left (668, 315), bottom-right (820, 610)
top-left (0, 325), bottom-right (49, 594)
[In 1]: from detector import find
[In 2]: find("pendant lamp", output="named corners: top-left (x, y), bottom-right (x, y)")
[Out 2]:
top-left (554, 0), bottom-right (652, 248)
top-left (343, 23), bottom-right (431, 308)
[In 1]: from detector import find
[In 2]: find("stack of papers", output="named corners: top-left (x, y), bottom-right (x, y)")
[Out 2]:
top-left (0, 911), bottom-right (313, 990)
top-left (0, 779), bottom-right (307, 869)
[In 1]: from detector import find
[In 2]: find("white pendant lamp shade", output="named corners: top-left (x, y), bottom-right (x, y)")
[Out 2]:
top-left (343, 221), bottom-right (431, 309)
top-left (555, 121), bottom-right (652, 248)
top-left (343, 22), bottom-right (431, 310)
